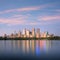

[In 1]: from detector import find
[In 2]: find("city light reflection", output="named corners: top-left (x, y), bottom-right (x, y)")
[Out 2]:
top-left (0, 40), bottom-right (51, 56)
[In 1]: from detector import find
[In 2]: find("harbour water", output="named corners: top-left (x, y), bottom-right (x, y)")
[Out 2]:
top-left (0, 40), bottom-right (60, 59)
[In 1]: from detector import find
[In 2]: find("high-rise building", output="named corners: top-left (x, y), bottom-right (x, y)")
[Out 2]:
top-left (40, 32), bottom-right (46, 38)
top-left (43, 32), bottom-right (47, 38)
top-left (36, 28), bottom-right (40, 38)
top-left (29, 32), bottom-right (32, 38)
top-left (17, 31), bottom-right (21, 38)
top-left (4, 34), bottom-right (7, 38)
top-left (10, 33), bottom-right (15, 38)
top-left (26, 30), bottom-right (30, 38)
top-left (32, 28), bottom-right (35, 38)
top-left (22, 28), bottom-right (27, 38)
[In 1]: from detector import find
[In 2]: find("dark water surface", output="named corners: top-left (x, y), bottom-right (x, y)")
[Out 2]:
top-left (0, 40), bottom-right (60, 59)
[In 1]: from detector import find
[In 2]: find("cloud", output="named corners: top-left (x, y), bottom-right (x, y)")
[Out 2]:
top-left (38, 15), bottom-right (60, 21)
top-left (26, 22), bottom-right (51, 25)
top-left (0, 6), bottom-right (40, 14)
top-left (12, 14), bottom-right (29, 19)
top-left (0, 14), bottom-right (32, 25)
top-left (0, 18), bottom-right (26, 25)
top-left (55, 9), bottom-right (60, 12)
top-left (0, 4), bottom-right (53, 14)
top-left (0, 13), bottom-right (33, 26)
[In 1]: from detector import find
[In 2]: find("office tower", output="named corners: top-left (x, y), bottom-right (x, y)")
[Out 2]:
top-left (17, 31), bottom-right (21, 38)
top-left (43, 32), bottom-right (47, 38)
top-left (26, 30), bottom-right (30, 38)
top-left (36, 28), bottom-right (40, 38)
top-left (10, 33), bottom-right (14, 38)
top-left (29, 32), bottom-right (32, 38)
top-left (15, 33), bottom-right (18, 38)
top-left (4, 34), bottom-right (7, 38)
top-left (32, 28), bottom-right (35, 38)
top-left (22, 28), bottom-right (27, 38)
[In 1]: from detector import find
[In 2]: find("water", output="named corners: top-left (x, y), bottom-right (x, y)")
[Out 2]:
top-left (0, 40), bottom-right (60, 59)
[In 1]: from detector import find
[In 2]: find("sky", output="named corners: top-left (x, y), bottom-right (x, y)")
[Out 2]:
top-left (0, 0), bottom-right (60, 36)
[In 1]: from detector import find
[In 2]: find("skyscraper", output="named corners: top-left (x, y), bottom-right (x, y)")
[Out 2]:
top-left (32, 28), bottom-right (35, 38)
top-left (22, 28), bottom-right (27, 38)
top-left (26, 30), bottom-right (30, 38)
top-left (36, 28), bottom-right (40, 38)
top-left (17, 31), bottom-right (21, 38)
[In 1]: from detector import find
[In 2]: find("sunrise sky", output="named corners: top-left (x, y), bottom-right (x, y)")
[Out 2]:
top-left (0, 0), bottom-right (60, 36)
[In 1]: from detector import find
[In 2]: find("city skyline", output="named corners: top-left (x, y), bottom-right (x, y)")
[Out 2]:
top-left (3, 28), bottom-right (54, 38)
top-left (0, 0), bottom-right (60, 36)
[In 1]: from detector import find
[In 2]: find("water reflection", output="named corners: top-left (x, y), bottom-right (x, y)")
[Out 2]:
top-left (0, 40), bottom-right (60, 57)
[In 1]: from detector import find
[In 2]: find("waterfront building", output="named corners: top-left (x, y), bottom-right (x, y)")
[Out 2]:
top-left (32, 28), bottom-right (36, 38)
top-left (22, 28), bottom-right (27, 38)
top-left (47, 34), bottom-right (54, 37)
top-left (15, 33), bottom-right (18, 38)
top-left (26, 30), bottom-right (30, 38)
top-left (41, 32), bottom-right (47, 38)
top-left (29, 32), bottom-right (32, 38)
top-left (43, 32), bottom-right (47, 38)
top-left (36, 28), bottom-right (40, 38)
top-left (4, 34), bottom-right (7, 38)
top-left (17, 31), bottom-right (21, 38)
top-left (10, 33), bottom-right (15, 38)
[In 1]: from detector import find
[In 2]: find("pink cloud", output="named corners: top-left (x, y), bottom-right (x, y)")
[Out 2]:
top-left (27, 21), bottom-right (48, 25)
top-left (29, 22), bottom-right (38, 25)
top-left (0, 7), bottom-right (40, 14)
top-left (38, 16), bottom-right (60, 21)
top-left (17, 7), bottom-right (40, 11)
top-left (0, 4), bottom-right (53, 14)
top-left (12, 14), bottom-right (29, 19)
top-left (55, 10), bottom-right (60, 12)
top-left (0, 18), bottom-right (26, 25)
top-left (0, 9), bottom-right (15, 14)
top-left (0, 14), bottom-right (31, 25)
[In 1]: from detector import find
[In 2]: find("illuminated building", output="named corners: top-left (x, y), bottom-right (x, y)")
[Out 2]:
top-left (43, 32), bottom-right (47, 37)
top-left (41, 32), bottom-right (47, 38)
top-left (32, 28), bottom-right (35, 38)
top-left (26, 30), bottom-right (30, 38)
top-left (17, 31), bottom-right (21, 38)
top-left (15, 33), bottom-right (18, 38)
top-left (10, 33), bottom-right (15, 38)
top-left (22, 28), bottom-right (27, 38)
top-left (36, 28), bottom-right (40, 38)
top-left (29, 32), bottom-right (32, 38)
top-left (4, 34), bottom-right (7, 38)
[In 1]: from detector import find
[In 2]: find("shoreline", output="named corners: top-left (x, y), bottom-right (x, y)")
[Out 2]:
top-left (0, 36), bottom-right (60, 40)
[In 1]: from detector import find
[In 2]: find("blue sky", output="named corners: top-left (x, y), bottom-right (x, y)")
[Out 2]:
top-left (0, 0), bottom-right (60, 36)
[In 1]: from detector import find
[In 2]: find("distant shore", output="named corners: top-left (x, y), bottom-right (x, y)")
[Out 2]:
top-left (0, 36), bottom-right (60, 40)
